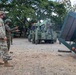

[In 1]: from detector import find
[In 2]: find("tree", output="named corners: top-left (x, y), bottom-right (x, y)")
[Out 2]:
top-left (0, 0), bottom-right (67, 34)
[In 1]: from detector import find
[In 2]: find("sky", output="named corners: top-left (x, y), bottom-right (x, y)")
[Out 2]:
top-left (70, 0), bottom-right (76, 6)
top-left (48, 0), bottom-right (76, 6)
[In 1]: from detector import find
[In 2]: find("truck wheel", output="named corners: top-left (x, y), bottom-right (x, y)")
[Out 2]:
top-left (32, 38), bottom-right (35, 44)
top-left (35, 40), bottom-right (40, 44)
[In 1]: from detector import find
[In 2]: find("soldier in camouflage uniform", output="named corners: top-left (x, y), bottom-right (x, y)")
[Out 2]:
top-left (5, 19), bottom-right (18, 51)
top-left (0, 11), bottom-right (12, 67)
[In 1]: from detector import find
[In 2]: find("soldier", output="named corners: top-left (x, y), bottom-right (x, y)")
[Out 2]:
top-left (0, 11), bottom-right (12, 67)
top-left (5, 19), bottom-right (19, 51)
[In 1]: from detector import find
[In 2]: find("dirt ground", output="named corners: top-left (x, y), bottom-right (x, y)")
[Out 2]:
top-left (0, 38), bottom-right (76, 75)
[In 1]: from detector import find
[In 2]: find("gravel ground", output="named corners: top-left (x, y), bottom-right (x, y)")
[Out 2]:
top-left (0, 38), bottom-right (76, 75)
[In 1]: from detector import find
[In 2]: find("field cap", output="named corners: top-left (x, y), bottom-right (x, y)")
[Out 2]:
top-left (0, 11), bottom-right (5, 15)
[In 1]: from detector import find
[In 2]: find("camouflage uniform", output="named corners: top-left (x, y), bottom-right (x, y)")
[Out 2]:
top-left (0, 11), bottom-right (13, 67)
top-left (0, 15), bottom-right (9, 62)
top-left (5, 19), bottom-right (18, 51)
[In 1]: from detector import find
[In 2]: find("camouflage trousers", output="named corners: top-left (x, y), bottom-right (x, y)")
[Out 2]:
top-left (7, 37), bottom-right (11, 51)
top-left (0, 40), bottom-right (9, 62)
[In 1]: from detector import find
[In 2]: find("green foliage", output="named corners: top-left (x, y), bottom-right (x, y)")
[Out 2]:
top-left (0, 0), bottom-right (67, 31)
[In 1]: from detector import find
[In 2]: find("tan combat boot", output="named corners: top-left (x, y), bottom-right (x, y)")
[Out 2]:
top-left (0, 62), bottom-right (4, 65)
top-left (4, 61), bottom-right (13, 67)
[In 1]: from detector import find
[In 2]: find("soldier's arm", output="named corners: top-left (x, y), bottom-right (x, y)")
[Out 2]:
top-left (5, 25), bottom-right (18, 32)
top-left (0, 23), bottom-right (6, 38)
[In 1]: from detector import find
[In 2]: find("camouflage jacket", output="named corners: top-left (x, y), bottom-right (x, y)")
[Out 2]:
top-left (5, 24), bottom-right (16, 38)
top-left (0, 18), bottom-right (6, 38)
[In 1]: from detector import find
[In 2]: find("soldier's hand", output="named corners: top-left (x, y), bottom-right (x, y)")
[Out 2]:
top-left (15, 29), bottom-right (20, 32)
top-left (15, 26), bottom-right (19, 29)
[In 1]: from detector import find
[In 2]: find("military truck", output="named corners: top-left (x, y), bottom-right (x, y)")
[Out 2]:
top-left (58, 12), bottom-right (76, 53)
top-left (29, 19), bottom-right (57, 44)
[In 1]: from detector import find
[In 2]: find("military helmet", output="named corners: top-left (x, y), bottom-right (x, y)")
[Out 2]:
top-left (5, 19), bottom-right (11, 23)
